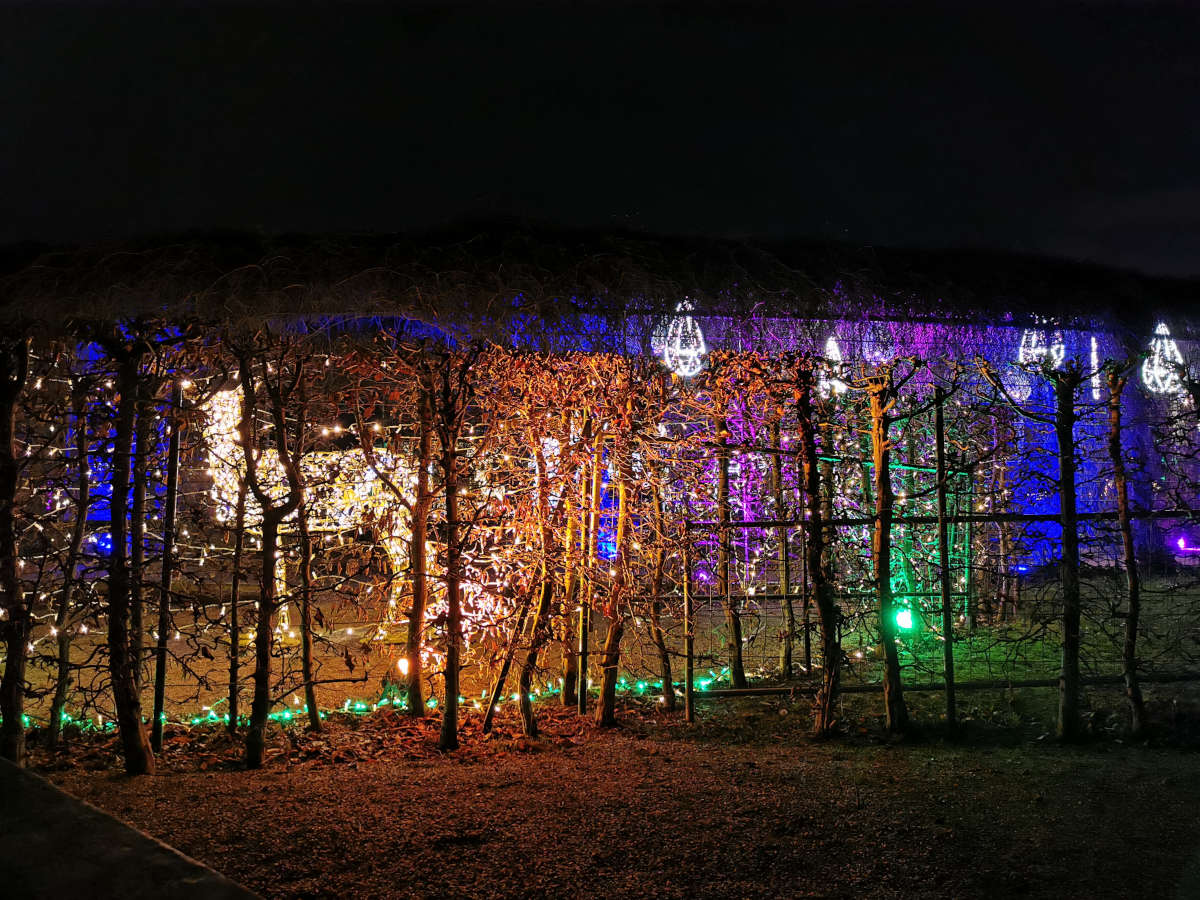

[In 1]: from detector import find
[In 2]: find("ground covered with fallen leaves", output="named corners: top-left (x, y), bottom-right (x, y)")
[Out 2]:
top-left (37, 695), bottom-right (1200, 900)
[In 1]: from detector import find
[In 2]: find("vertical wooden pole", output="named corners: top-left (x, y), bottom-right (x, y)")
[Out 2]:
top-left (560, 488), bottom-right (578, 707)
top-left (129, 397), bottom-right (151, 694)
top-left (1054, 370), bottom-right (1083, 741)
top-left (1107, 370), bottom-right (1146, 736)
top-left (770, 420), bottom-right (794, 680)
top-left (577, 600), bottom-right (589, 714)
top-left (0, 338), bottom-right (30, 766)
top-left (227, 482), bottom-right (246, 734)
top-left (867, 374), bottom-right (908, 734)
top-left (934, 388), bottom-right (957, 730)
top-left (108, 351), bottom-right (155, 775)
top-left (798, 364), bottom-right (839, 736)
top-left (405, 381), bottom-right (433, 716)
top-left (684, 533), bottom-right (694, 724)
top-left (151, 385), bottom-right (182, 752)
top-left (437, 404), bottom-right (462, 752)
top-left (578, 436), bottom-right (602, 715)
top-left (715, 415), bottom-right (746, 688)
top-left (49, 382), bottom-right (91, 748)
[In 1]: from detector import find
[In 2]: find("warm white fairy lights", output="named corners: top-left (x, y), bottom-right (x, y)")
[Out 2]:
top-left (203, 389), bottom-right (415, 629)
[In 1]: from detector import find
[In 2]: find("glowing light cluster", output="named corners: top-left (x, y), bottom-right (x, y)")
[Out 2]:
top-left (1008, 325), bottom-right (1066, 401)
top-left (821, 335), bottom-right (847, 396)
top-left (204, 389), bottom-right (411, 532)
top-left (661, 300), bottom-right (707, 377)
top-left (203, 388), bottom-right (415, 625)
top-left (1142, 322), bottom-right (1186, 396)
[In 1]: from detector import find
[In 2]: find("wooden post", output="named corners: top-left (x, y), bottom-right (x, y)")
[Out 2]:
top-left (1107, 369), bottom-right (1146, 736)
top-left (560, 488), bottom-right (578, 707)
top-left (1054, 369), bottom-right (1083, 741)
top-left (226, 482), bottom-right (246, 734)
top-left (404, 381), bottom-right (434, 717)
top-left (578, 436), bottom-right (602, 715)
top-left (867, 373), bottom-right (908, 734)
top-left (715, 415), bottom-right (746, 688)
top-left (577, 602), bottom-right (589, 714)
top-left (481, 589), bottom-right (531, 734)
top-left (107, 350), bottom-right (155, 775)
top-left (797, 364), bottom-right (840, 736)
top-left (934, 388), bottom-right (957, 730)
top-left (151, 385), bottom-right (182, 752)
top-left (129, 397), bottom-right (151, 694)
top-left (49, 382), bottom-right (91, 749)
top-left (770, 420), bottom-right (794, 680)
top-left (684, 535), bottom-right (694, 724)
top-left (437, 407), bottom-right (462, 752)
top-left (0, 338), bottom-right (30, 766)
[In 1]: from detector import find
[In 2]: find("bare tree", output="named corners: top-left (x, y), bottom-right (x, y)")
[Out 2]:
top-left (0, 336), bottom-right (31, 764)
top-left (236, 339), bottom-right (305, 769)
top-left (1107, 366), bottom-right (1147, 737)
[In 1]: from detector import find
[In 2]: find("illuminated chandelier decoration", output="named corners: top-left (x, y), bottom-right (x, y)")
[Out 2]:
top-left (1008, 324), bottom-right (1066, 401)
top-left (819, 335), bottom-right (848, 397)
top-left (661, 299), bottom-right (707, 377)
top-left (1141, 322), bottom-right (1185, 396)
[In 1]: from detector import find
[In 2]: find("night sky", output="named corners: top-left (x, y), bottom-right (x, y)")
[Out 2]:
top-left (4, 1), bottom-right (1199, 276)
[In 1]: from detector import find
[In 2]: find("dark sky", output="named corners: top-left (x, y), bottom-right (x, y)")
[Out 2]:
top-left (4, 1), bottom-right (1200, 276)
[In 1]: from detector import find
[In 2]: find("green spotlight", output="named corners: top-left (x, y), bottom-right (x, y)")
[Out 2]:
top-left (895, 607), bottom-right (914, 630)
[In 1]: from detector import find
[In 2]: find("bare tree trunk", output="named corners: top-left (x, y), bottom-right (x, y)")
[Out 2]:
top-left (227, 482), bottom-right (246, 734)
top-left (237, 347), bottom-right (304, 768)
top-left (405, 384), bottom-right (434, 717)
top-left (596, 435), bottom-right (633, 727)
top-left (648, 484), bottom-right (675, 711)
top-left (796, 365), bottom-right (840, 736)
top-left (770, 420), bottom-right (794, 680)
top-left (993, 416), bottom-right (1016, 621)
top-left (867, 376), bottom-right (908, 734)
top-left (297, 505), bottom-right (321, 731)
top-left (129, 396), bottom-right (151, 695)
top-left (49, 383), bottom-right (89, 748)
top-left (1054, 370), bottom-right (1083, 742)
top-left (559, 484), bottom-right (579, 707)
top-left (715, 416), bottom-right (747, 688)
top-left (578, 433), bottom-right (602, 715)
top-left (935, 388), bottom-right (957, 730)
top-left (438, 432), bottom-right (462, 751)
top-left (433, 350), bottom-right (478, 753)
top-left (594, 615), bottom-right (624, 726)
top-left (481, 590), bottom-right (532, 734)
top-left (151, 386), bottom-right (181, 752)
top-left (518, 442), bottom-right (555, 736)
top-left (246, 515), bottom-right (280, 769)
top-left (518, 578), bottom-right (553, 736)
top-left (107, 351), bottom-right (155, 775)
top-left (1107, 370), bottom-right (1146, 737)
top-left (0, 338), bottom-right (30, 764)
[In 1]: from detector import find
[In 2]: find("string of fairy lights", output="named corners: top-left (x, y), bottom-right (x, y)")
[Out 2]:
top-left (1, 313), bottom-right (1197, 739)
